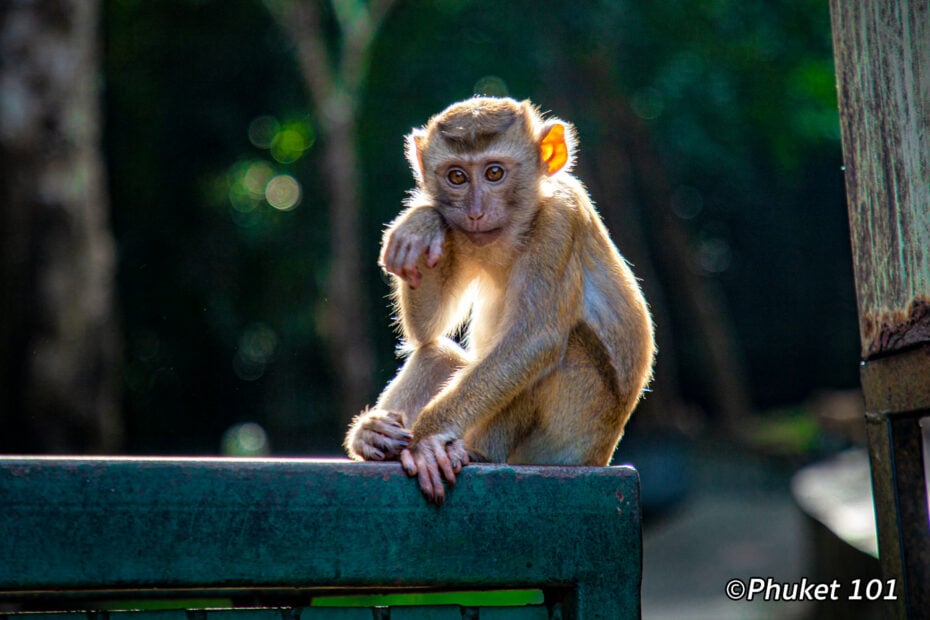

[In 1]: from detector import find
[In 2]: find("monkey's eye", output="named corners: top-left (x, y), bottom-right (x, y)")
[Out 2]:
top-left (447, 168), bottom-right (468, 185)
top-left (485, 164), bottom-right (505, 182)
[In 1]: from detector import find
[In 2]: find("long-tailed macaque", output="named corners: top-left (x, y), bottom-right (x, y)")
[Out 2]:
top-left (346, 97), bottom-right (655, 504)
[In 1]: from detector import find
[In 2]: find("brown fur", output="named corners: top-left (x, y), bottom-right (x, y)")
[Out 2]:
top-left (345, 97), bottom-right (655, 504)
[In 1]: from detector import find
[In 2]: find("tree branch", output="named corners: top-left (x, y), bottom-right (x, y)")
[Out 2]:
top-left (264, 0), bottom-right (335, 114)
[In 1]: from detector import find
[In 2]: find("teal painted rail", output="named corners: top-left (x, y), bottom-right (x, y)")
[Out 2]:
top-left (0, 458), bottom-right (641, 619)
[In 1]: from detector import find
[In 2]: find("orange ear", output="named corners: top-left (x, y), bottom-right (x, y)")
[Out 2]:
top-left (539, 123), bottom-right (569, 175)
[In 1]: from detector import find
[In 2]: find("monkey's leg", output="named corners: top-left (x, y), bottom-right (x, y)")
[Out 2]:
top-left (505, 326), bottom-right (631, 466)
top-left (376, 336), bottom-right (469, 427)
top-left (462, 396), bottom-right (536, 464)
top-left (345, 337), bottom-right (468, 462)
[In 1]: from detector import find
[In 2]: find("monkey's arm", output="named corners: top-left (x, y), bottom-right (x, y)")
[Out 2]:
top-left (402, 208), bottom-right (583, 501)
top-left (380, 197), bottom-right (447, 289)
top-left (414, 253), bottom-right (581, 436)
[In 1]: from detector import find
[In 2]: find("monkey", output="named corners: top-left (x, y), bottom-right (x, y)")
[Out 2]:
top-left (345, 96), bottom-right (655, 504)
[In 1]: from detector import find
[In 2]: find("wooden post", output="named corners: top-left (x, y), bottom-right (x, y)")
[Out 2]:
top-left (829, 1), bottom-right (930, 617)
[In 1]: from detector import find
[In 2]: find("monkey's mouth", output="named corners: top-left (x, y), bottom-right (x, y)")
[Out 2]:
top-left (460, 228), bottom-right (503, 246)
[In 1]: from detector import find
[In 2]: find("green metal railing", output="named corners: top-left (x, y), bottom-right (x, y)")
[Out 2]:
top-left (0, 458), bottom-right (641, 619)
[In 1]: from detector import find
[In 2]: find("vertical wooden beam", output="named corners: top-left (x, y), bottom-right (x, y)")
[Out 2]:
top-left (829, 1), bottom-right (930, 617)
top-left (831, 1), bottom-right (930, 359)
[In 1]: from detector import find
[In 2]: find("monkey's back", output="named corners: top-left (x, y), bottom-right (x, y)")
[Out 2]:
top-left (561, 174), bottom-right (656, 408)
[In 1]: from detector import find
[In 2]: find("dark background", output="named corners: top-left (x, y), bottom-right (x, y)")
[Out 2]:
top-left (4, 0), bottom-right (860, 460)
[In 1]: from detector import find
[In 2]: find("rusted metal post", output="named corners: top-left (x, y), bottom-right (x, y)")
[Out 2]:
top-left (829, 1), bottom-right (930, 617)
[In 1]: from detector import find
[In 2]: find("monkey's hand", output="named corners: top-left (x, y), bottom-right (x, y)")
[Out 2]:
top-left (380, 206), bottom-right (446, 289)
top-left (345, 409), bottom-right (413, 461)
top-left (400, 436), bottom-right (469, 505)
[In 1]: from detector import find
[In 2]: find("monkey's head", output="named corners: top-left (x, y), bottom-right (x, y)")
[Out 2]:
top-left (406, 97), bottom-right (577, 246)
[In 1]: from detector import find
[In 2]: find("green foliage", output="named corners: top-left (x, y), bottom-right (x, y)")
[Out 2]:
top-left (105, 0), bottom-right (336, 453)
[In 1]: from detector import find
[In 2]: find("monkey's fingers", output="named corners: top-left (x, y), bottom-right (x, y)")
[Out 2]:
top-left (384, 239), bottom-right (423, 287)
top-left (432, 442), bottom-right (458, 485)
top-left (425, 235), bottom-right (444, 268)
top-left (350, 429), bottom-right (410, 461)
top-left (350, 436), bottom-right (386, 461)
top-left (350, 411), bottom-right (411, 460)
top-left (363, 416), bottom-right (412, 441)
top-left (380, 235), bottom-right (400, 273)
top-left (416, 450), bottom-right (446, 505)
top-left (445, 439), bottom-right (469, 473)
top-left (382, 238), bottom-right (413, 280)
top-left (398, 243), bottom-right (424, 288)
top-left (400, 448), bottom-right (417, 476)
top-left (406, 268), bottom-right (422, 289)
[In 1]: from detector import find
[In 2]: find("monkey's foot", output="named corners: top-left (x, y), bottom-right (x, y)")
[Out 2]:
top-left (345, 409), bottom-right (412, 461)
top-left (400, 437), bottom-right (469, 505)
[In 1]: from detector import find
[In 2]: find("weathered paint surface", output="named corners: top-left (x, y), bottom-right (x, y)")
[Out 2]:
top-left (831, 3), bottom-right (930, 618)
top-left (0, 459), bottom-right (641, 620)
top-left (830, 0), bottom-right (930, 359)
top-left (861, 345), bottom-right (930, 414)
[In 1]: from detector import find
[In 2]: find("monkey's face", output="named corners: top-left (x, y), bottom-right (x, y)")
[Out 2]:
top-left (406, 97), bottom-right (566, 247)
top-left (429, 154), bottom-right (532, 246)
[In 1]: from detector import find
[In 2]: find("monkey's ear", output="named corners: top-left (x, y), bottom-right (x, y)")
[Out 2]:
top-left (539, 122), bottom-right (571, 176)
top-left (405, 129), bottom-right (427, 183)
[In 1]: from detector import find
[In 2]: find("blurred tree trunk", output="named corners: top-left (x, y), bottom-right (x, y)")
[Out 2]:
top-left (265, 0), bottom-right (394, 424)
top-left (0, 0), bottom-right (122, 452)
top-left (583, 107), bottom-right (698, 434)
top-left (625, 105), bottom-right (753, 433)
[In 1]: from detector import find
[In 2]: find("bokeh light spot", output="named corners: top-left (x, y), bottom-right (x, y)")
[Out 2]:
top-left (248, 115), bottom-right (280, 149)
top-left (632, 87), bottom-right (665, 120)
top-left (697, 238), bottom-right (733, 274)
top-left (227, 159), bottom-right (270, 213)
top-left (240, 322), bottom-right (278, 364)
top-left (474, 75), bottom-right (509, 97)
top-left (233, 323), bottom-right (278, 381)
top-left (671, 185), bottom-right (704, 220)
top-left (265, 174), bottom-right (301, 211)
top-left (221, 422), bottom-right (270, 456)
top-left (229, 184), bottom-right (258, 213)
top-left (270, 120), bottom-right (315, 164)
top-left (243, 161), bottom-right (274, 198)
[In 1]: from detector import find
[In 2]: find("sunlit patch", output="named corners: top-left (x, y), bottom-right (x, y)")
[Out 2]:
top-left (473, 75), bottom-right (509, 98)
top-left (248, 115), bottom-right (280, 149)
top-left (265, 174), bottom-right (301, 211)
